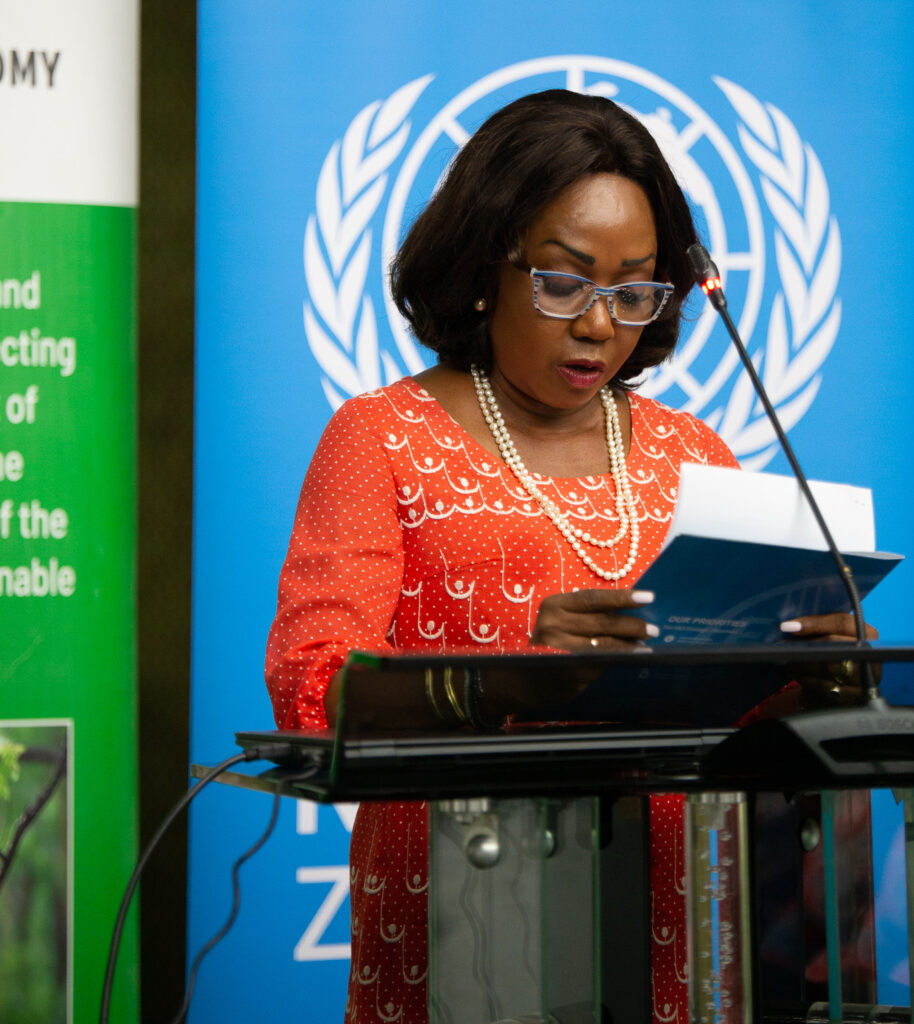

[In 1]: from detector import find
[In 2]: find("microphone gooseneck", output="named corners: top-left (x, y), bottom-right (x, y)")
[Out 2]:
top-left (686, 243), bottom-right (878, 702)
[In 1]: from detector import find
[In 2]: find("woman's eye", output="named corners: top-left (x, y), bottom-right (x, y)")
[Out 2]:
top-left (541, 275), bottom-right (585, 298)
top-left (615, 287), bottom-right (650, 308)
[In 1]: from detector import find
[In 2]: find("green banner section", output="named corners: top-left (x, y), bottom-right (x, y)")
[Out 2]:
top-left (0, 202), bottom-right (138, 1024)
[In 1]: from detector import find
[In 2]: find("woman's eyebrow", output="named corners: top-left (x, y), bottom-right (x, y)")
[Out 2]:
top-left (621, 252), bottom-right (657, 267)
top-left (536, 240), bottom-right (657, 268)
top-left (537, 239), bottom-right (595, 265)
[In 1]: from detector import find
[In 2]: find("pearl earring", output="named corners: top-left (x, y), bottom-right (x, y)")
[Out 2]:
top-left (473, 297), bottom-right (487, 312)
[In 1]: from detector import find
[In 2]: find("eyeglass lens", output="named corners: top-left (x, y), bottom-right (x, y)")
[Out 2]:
top-left (534, 273), bottom-right (667, 324)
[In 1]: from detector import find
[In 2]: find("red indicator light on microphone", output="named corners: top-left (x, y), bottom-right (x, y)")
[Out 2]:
top-left (701, 276), bottom-right (722, 295)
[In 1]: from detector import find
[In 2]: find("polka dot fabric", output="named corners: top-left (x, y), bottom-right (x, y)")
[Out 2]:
top-left (266, 377), bottom-right (738, 1023)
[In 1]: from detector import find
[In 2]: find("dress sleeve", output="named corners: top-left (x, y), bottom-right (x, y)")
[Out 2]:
top-left (265, 398), bottom-right (405, 729)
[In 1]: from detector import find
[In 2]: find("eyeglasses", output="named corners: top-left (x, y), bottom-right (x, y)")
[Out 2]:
top-left (529, 268), bottom-right (674, 325)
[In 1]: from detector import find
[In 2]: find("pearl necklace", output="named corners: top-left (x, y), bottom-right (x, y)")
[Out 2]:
top-left (470, 365), bottom-right (639, 581)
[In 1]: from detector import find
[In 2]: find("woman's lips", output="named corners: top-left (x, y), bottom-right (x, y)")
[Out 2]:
top-left (557, 362), bottom-right (605, 388)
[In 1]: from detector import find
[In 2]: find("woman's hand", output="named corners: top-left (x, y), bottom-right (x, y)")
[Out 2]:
top-left (780, 612), bottom-right (878, 644)
top-left (530, 588), bottom-right (659, 652)
top-left (325, 589), bottom-right (661, 730)
top-left (780, 613), bottom-right (879, 707)
top-left (462, 588), bottom-right (660, 717)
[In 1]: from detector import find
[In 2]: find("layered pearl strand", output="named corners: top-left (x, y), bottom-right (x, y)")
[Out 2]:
top-left (470, 365), bottom-right (639, 581)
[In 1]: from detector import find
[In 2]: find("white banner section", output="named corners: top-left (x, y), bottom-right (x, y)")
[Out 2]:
top-left (0, 0), bottom-right (138, 205)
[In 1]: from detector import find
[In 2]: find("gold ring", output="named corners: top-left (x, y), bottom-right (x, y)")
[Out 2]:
top-left (830, 658), bottom-right (856, 694)
top-left (589, 636), bottom-right (600, 648)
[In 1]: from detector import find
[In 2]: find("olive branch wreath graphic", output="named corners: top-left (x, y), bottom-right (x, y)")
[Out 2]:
top-left (303, 73), bottom-right (840, 469)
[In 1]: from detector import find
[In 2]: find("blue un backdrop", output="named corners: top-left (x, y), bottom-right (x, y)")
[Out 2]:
top-left (192, 2), bottom-right (914, 1018)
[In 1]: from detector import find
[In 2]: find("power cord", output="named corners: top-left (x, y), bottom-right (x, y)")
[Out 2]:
top-left (99, 742), bottom-right (307, 1024)
top-left (168, 790), bottom-right (282, 1024)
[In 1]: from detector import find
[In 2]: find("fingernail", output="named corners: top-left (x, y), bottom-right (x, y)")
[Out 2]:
top-left (645, 623), bottom-right (660, 638)
top-left (780, 620), bottom-right (803, 633)
top-left (632, 590), bottom-right (655, 605)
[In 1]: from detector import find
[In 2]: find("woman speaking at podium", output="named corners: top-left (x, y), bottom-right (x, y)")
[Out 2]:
top-left (266, 90), bottom-right (865, 1023)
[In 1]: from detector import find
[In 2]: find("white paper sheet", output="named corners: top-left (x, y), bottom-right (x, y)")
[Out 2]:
top-left (668, 464), bottom-right (876, 553)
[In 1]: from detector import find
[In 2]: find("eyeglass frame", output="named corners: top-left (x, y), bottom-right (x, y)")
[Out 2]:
top-left (528, 267), bottom-right (674, 325)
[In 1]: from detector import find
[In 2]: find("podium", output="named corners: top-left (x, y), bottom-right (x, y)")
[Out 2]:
top-left (230, 644), bottom-right (914, 1023)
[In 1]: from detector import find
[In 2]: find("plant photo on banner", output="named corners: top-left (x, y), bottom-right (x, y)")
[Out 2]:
top-left (0, 722), bottom-right (70, 1024)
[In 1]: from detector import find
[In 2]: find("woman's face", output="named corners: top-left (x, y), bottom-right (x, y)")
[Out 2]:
top-left (487, 172), bottom-right (658, 416)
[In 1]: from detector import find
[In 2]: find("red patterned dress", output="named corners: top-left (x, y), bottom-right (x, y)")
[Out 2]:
top-left (266, 377), bottom-right (738, 1024)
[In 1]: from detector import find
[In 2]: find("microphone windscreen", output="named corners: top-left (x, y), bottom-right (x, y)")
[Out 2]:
top-left (686, 243), bottom-right (716, 284)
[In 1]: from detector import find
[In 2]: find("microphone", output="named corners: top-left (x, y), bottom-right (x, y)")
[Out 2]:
top-left (688, 243), bottom-right (914, 787)
top-left (685, 243), bottom-right (875, 695)
top-left (686, 244), bottom-right (727, 312)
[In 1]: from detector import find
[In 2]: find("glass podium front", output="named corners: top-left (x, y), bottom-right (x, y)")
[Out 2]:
top-left (428, 796), bottom-right (602, 1024)
top-left (229, 644), bottom-right (914, 1023)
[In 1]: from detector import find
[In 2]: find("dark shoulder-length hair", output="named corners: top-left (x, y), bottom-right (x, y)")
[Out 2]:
top-left (390, 89), bottom-right (699, 385)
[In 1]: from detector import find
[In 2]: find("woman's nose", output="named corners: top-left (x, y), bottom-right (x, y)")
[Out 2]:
top-left (571, 295), bottom-right (616, 342)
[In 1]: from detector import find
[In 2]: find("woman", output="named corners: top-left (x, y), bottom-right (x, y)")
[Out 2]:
top-left (266, 90), bottom-right (866, 1023)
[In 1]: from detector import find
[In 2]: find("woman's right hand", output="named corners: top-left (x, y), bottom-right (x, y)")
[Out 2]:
top-left (469, 588), bottom-right (659, 718)
top-left (328, 589), bottom-right (660, 729)
top-left (530, 588), bottom-right (658, 653)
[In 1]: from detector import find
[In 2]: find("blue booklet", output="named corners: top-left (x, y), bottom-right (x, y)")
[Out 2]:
top-left (637, 534), bottom-right (902, 645)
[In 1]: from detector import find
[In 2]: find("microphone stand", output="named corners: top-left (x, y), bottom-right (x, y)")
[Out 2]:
top-left (687, 244), bottom-right (914, 785)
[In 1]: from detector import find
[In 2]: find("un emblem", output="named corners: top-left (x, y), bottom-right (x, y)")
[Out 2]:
top-left (303, 57), bottom-right (840, 469)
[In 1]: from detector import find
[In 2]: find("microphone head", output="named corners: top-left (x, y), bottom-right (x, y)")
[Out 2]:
top-left (686, 243), bottom-right (726, 309)
top-left (686, 243), bottom-right (716, 284)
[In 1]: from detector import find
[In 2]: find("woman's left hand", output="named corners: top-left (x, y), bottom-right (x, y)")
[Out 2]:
top-left (779, 613), bottom-right (879, 707)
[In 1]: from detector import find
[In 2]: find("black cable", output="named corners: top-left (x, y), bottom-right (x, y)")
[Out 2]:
top-left (99, 743), bottom-right (297, 1024)
top-left (168, 791), bottom-right (282, 1024)
top-left (168, 755), bottom-right (319, 1023)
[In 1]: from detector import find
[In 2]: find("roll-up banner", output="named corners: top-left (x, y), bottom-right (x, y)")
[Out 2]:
top-left (193, 2), bottom-right (914, 1019)
top-left (0, 3), bottom-right (139, 1023)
